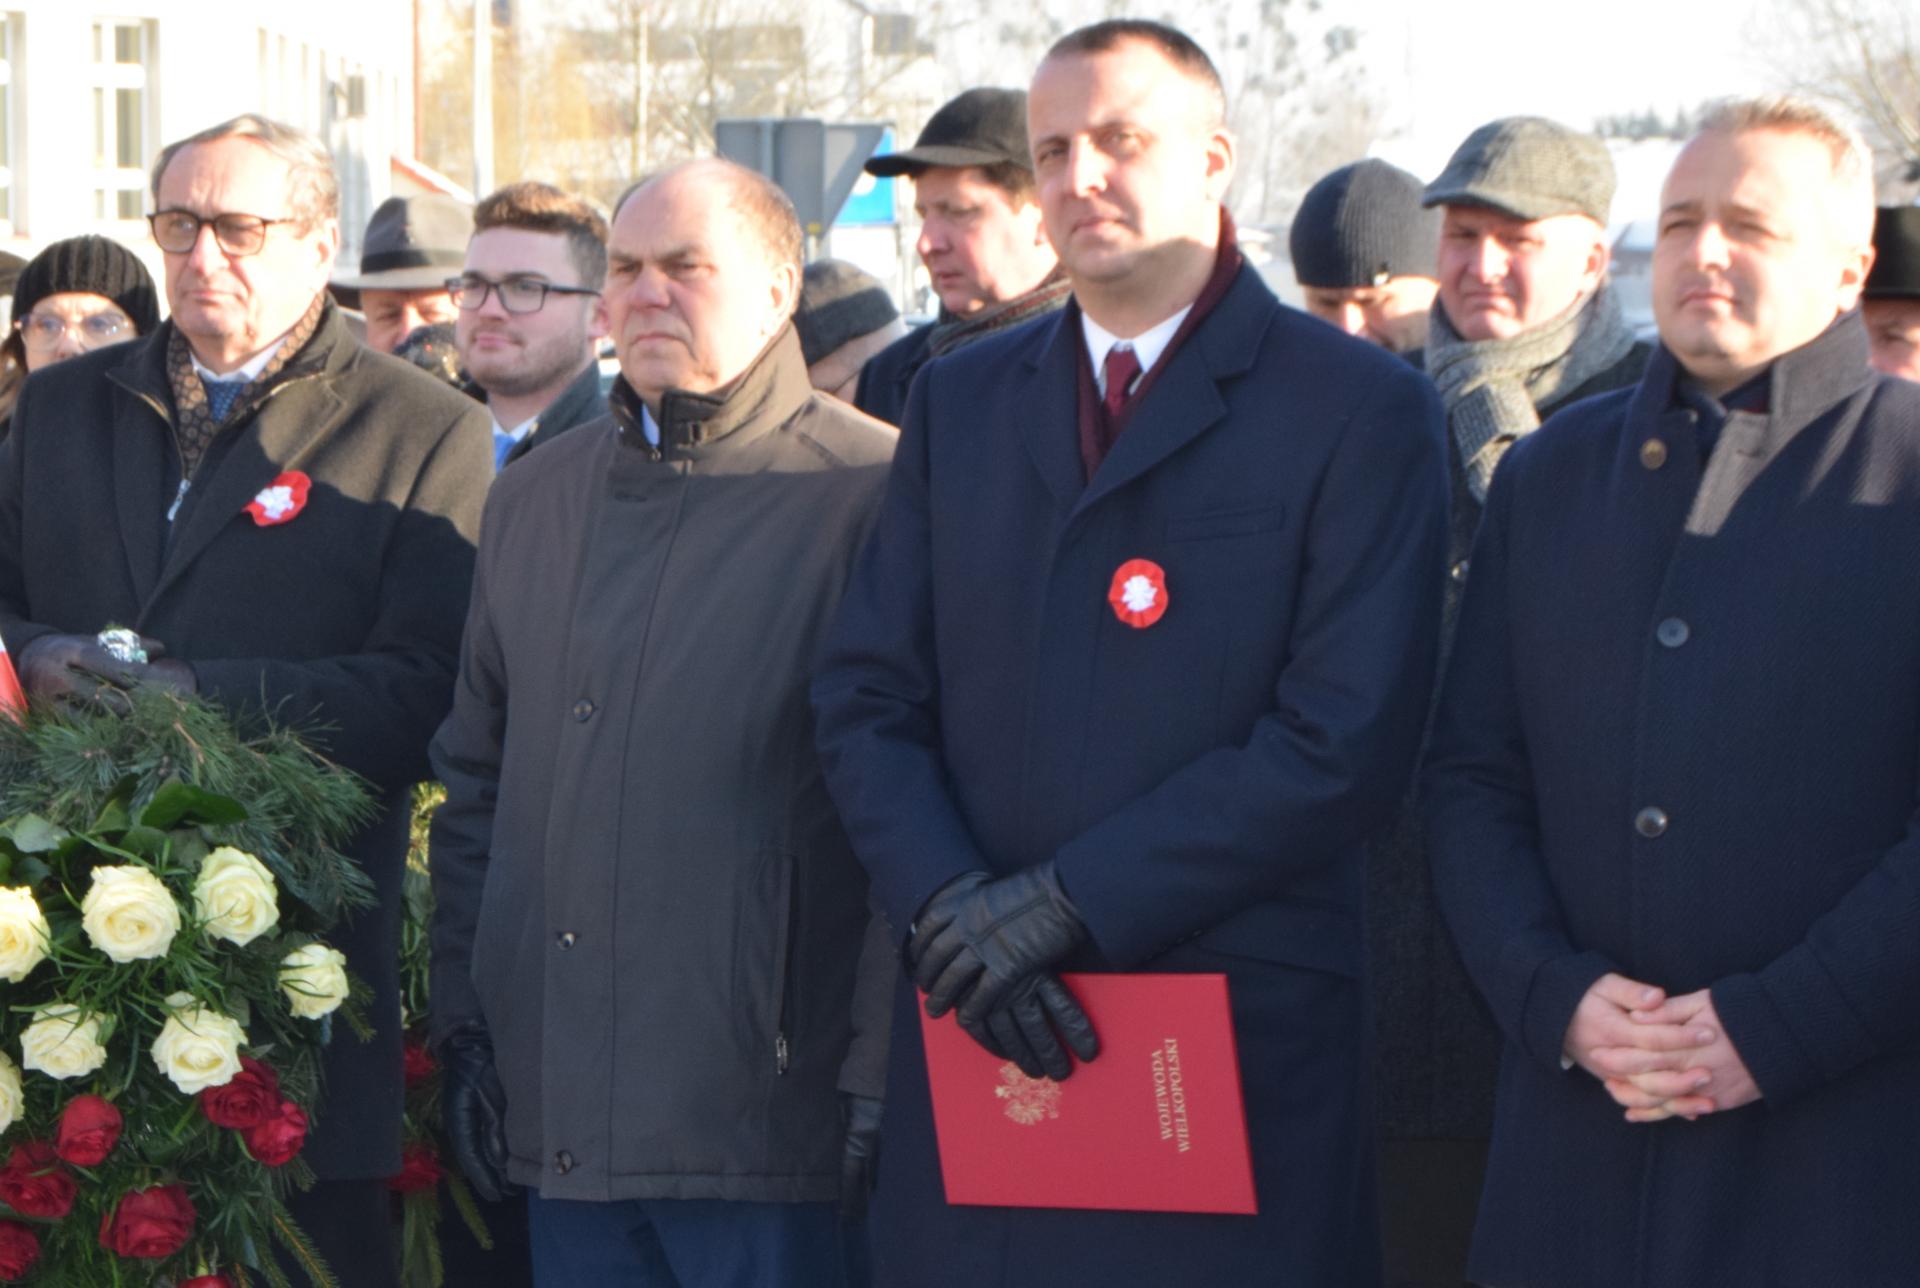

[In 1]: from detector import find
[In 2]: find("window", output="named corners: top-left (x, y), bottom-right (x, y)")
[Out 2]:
top-left (0, 16), bottom-right (18, 234)
top-left (92, 19), bottom-right (155, 223)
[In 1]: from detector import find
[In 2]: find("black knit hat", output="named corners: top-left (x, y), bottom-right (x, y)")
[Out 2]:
top-left (1866, 205), bottom-right (1920, 299)
top-left (865, 88), bottom-right (1031, 178)
top-left (13, 236), bottom-right (159, 336)
top-left (1290, 160), bottom-right (1438, 289)
top-left (794, 260), bottom-right (900, 367)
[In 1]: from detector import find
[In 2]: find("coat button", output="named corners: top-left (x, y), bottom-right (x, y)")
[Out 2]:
top-left (554, 1150), bottom-right (574, 1174)
top-left (1640, 439), bottom-right (1668, 470)
top-left (1634, 807), bottom-right (1669, 838)
top-left (571, 699), bottom-right (594, 722)
top-left (1656, 618), bottom-right (1690, 648)
top-left (1449, 559), bottom-right (1470, 584)
top-left (556, 931), bottom-right (576, 950)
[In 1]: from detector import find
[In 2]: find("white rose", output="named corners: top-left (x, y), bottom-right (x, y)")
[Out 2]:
top-left (149, 992), bottom-right (245, 1094)
top-left (192, 847), bottom-right (280, 947)
top-left (20, 1005), bottom-right (109, 1080)
top-left (81, 864), bottom-right (181, 963)
top-left (279, 942), bottom-right (349, 1019)
top-left (0, 886), bottom-right (49, 983)
top-left (0, 1052), bottom-right (19, 1132)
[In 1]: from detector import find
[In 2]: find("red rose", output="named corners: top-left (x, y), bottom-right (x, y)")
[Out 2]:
top-left (0, 1142), bottom-right (75, 1220)
top-left (55, 1094), bottom-right (124, 1167)
top-left (0, 1220), bottom-right (39, 1280)
top-left (98, 1183), bottom-right (195, 1259)
top-left (402, 1038), bottom-right (435, 1090)
top-left (388, 1141), bottom-right (444, 1193)
top-left (200, 1056), bottom-right (281, 1129)
top-left (179, 1277), bottom-right (233, 1288)
top-left (242, 1099), bottom-right (308, 1167)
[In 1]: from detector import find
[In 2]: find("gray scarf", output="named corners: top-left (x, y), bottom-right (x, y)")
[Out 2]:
top-left (1426, 280), bottom-right (1636, 501)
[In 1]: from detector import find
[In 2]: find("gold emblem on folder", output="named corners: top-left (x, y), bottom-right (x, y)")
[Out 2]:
top-left (995, 1063), bottom-right (1062, 1126)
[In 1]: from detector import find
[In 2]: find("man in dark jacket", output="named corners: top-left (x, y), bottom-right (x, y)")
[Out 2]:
top-left (1359, 119), bottom-right (1656, 1286)
top-left (813, 21), bottom-right (1447, 1285)
top-left (854, 87), bottom-right (1067, 425)
top-left (0, 114), bottom-right (490, 1286)
top-left (428, 158), bottom-right (897, 1286)
top-left (450, 181), bottom-right (609, 470)
top-left (1425, 96), bottom-right (1918, 1287)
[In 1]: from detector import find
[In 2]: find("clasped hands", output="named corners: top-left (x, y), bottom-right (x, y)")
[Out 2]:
top-left (908, 864), bottom-right (1101, 1082)
top-left (1564, 972), bottom-right (1759, 1123)
top-left (17, 633), bottom-right (196, 711)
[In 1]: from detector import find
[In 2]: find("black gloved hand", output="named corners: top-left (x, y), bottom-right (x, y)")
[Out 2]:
top-left (838, 1093), bottom-right (883, 1223)
top-left (975, 972), bottom-right (1100, 1081)
top-left (437, 1023), bottom-right (518, 1204)
top-left (912, 862), bottom-right (1089, 1018)
top-left (16, 633), bottom-right (165, 710)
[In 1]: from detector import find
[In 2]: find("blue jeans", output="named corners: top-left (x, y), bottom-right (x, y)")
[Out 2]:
top-left (526, 1192), bottom-right (859, 1288)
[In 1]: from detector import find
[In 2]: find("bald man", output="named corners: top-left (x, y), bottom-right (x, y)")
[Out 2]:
top-left (429, 159), bottom-right (898, 1286)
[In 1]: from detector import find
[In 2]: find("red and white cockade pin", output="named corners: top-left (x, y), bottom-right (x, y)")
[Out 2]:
top-left (1108, 558), bottom-right (1169, 629)
top-left (245, 471), bottom-right (311, 527)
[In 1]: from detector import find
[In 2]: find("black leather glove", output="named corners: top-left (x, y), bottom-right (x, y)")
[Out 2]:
top-left (15, 633), bottom-right (191, 710)
top-left (977, 972), bottom-right (1100, 1081)
top-left (437, 1023), bottom-right (517, 1204)
top-left (838, 1093), bottom-right (883, 1223)
top-left (909, 864), bottom-right (1099, 1077)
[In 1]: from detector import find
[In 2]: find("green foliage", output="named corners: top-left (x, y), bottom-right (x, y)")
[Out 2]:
top-left (0, 690), bottom-right (375, 1286)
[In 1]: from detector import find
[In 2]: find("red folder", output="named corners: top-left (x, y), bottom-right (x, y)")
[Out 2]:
top-left (919, 972), bottom-right (1257, 1214)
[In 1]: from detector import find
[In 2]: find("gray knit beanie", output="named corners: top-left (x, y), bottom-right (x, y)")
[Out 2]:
top-left (1290, 160), bottom-right (1438, 288)
top-left (794, 260), bottom-right (900, 367)
top-left (13, 235), bottom-right (160, 335)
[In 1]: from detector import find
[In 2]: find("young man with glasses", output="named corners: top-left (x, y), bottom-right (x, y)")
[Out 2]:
top-left (0, 114), bottom-right (490, 1288)
top-left (450, 182), bottom-right (609, 470)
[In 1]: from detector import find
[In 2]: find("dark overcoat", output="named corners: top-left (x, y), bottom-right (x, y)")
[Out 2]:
top-left (813, 262), bottom-right (1449, 1287)
top-left (1422, 318), bottom-right (1920, 1288)
top-left (852, 321), bottom-right (934, 428)
top-left (501, 358), bottom-right (606, 466)
top-left (0, 310), bottom-right (490, 1178)
top-left (429, 327), bottom-right (899, 1203)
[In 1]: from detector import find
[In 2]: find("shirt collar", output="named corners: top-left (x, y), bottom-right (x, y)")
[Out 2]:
top-left (190, 336), bottom-right (286, 385)
top-left (490, 412), bottom-right (540, 443)
top-left (1080, 305), bottom-right (1192, 395)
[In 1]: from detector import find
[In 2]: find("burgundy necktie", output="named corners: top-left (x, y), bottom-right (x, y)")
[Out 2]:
top-left (1103, 344), bottom-right (1142, 419)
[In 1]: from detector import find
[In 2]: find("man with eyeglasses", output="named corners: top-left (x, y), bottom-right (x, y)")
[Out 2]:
top-left (429, 158), bottom-right (897, 1286)
top-left (451, 182), bottom-right (609, 470)
top-left (0, 114), bottom-right (490, 1288)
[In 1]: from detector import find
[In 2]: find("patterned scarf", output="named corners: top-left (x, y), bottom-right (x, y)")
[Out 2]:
top-left (165, 294), bottom-right (328, 480)
top-left (923, 268), bottom-right (1073, 360)
top-left (1425, 280), bottom-right (1636, 501)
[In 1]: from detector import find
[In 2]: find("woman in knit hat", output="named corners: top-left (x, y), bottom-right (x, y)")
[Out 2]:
top-left (0, 234), bottom-right (160, 433)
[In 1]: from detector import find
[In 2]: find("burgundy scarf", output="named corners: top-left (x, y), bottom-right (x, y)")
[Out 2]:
top-left (1075, 208), bottom-right (1244, 481)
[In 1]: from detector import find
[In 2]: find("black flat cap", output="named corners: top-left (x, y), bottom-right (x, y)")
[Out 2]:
top-left (865, 88), bottom-right (1030, 177)
top-left (1866, 206), bottom-right (1920, 299)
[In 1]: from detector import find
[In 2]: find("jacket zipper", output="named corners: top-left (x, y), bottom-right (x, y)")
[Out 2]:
top-left (774, 853), bottom-right (798, 1076)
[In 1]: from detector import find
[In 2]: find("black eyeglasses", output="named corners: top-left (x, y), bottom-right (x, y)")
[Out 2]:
top-left (148, 209), bottom-right (297, 257)
top-left (447, 274), bottom-right (600, 315)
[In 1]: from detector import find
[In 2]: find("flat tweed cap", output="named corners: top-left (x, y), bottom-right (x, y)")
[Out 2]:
top-left (332, 194), bottom-right (473, 296)
top-left (1290, 159), bottom-right (1439, 288)
top-left (865, 88), bottom-right (1030, 177)
top-left (1423, 116), bottom-right (1616, 225)
top-left (1866, 205), bottom-right (1920, 299)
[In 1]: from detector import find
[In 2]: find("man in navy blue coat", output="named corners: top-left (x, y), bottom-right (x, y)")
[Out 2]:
top-left (1425, 97), bottom-right (1920, 1287)
top-left (812, 19), bottom-right (1447, 1285)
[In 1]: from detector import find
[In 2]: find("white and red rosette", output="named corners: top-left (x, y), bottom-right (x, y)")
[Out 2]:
top-left (245, 471), bottom-right (311, 527)
top-left (1107, 558), bottom-right (1169, 629)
